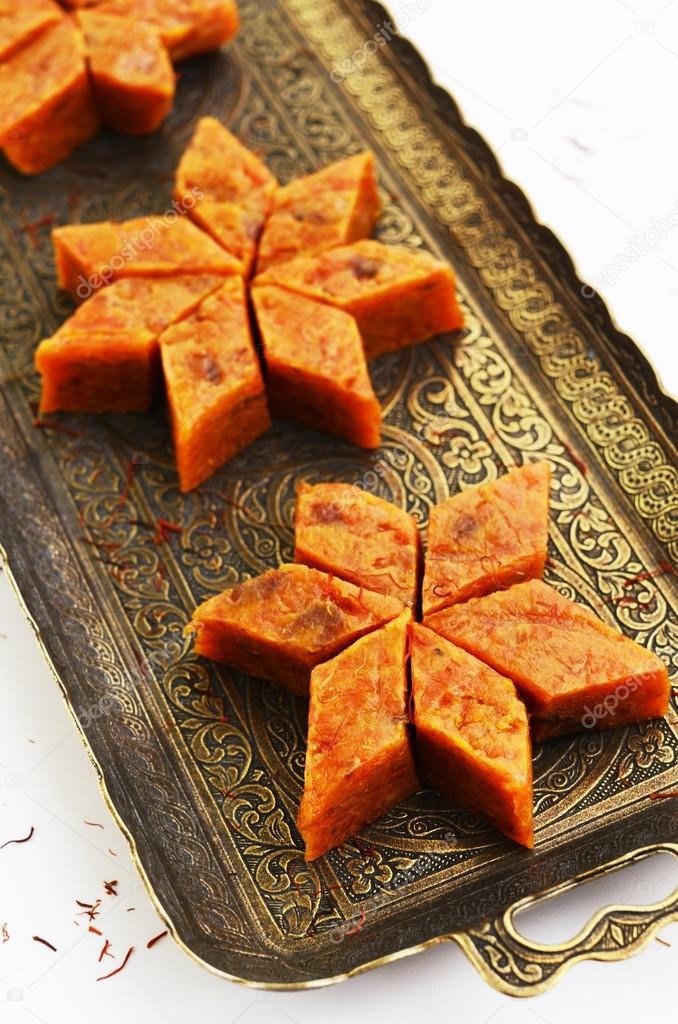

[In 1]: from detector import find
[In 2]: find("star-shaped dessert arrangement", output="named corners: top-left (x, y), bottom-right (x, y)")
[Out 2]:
top-left (35, 117), bottom-right (464, 490)
top-left (187, 468), bottom-right (670, 860)
top-left (0, 0), bottom-right (240, 174)
top-left (31, 117), bottom-right (669, 862)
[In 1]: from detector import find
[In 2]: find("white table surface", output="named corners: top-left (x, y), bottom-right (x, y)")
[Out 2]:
top-left (1, 2), bottom-right (677, 1021)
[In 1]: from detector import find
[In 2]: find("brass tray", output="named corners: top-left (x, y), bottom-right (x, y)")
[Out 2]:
top-left (1, 0), bottom-right (677, 996)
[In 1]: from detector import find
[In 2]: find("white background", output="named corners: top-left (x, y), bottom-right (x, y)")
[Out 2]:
top-left (1, 1), bottom-right (677, 1021)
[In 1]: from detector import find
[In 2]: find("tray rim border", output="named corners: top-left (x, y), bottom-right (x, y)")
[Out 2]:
top-left (0, 0), bottom-right (676, 994)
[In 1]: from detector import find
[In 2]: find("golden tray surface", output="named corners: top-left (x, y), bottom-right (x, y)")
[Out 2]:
top-left (0, 0), bottom-right (676, 995)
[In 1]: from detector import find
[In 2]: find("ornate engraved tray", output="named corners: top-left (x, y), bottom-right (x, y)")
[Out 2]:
top-left (1, 0), bottom-right (677, 996)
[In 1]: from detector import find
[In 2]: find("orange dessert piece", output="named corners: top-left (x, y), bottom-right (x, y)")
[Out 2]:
top-left (0, 17), bottom-right (99, 175)
top-left (298, 610), bottom-right (419, 861)
top-left (77, 10), bottom-right (175, 135)
top-left (174, 117), bottom-right (278, 277)
top-left (410, 624), bottom-right (533, 848)
top-left (256, 151), bottom-right (380, 274)
top-left (91, 0), bottom-right (240, 61)
top-left (294, 481), bottom-right (420, 608)
top-left (52, 216), bottom-right (240, 300)
top-left (0, 0), bottom-right (62, 63)
top-left (424, 580), bottom-right (670, 740)
top-left (37, 327), bottom-right (158, 414)
top-left (35, 274), bottom-right (223, 413)
top-left (188, 564), bottom-right (403, 696)
top-left (251, 285), bottom-right (381, 448)
top-left (160, 277), bottom-right (270, 491)
top-left (422, 462), bottom-right (550, 616)
top-left (254, 239), bottom-right (463, 360)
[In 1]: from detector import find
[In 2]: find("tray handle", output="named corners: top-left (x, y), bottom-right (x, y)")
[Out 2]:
top-left (453, 843), bottom-right (678, 996)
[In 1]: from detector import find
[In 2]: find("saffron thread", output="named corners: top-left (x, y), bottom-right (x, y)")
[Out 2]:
top-left (0, 825), bottom-right (35, 849)
top-left (96, 945), bottom-right (134, 981)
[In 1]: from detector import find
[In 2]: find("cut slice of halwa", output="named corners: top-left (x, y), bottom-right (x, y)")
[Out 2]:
top-left (251, 284), bottom-right (381, 448)
top-left (52, 216), bottom-right (240, 299)
top-left (424, 579), bottom-right (670, 740)
top-left (160, 276), bottom-right (270, 491)
top-left (90, 0), bottom-right (240, 61)
top-left (294, 481), bottom-right (420, 608)
top-left (410, 624), bottom-right (533, 848)
top-left (422, 462), bottom-right (550, 616)
top-left (0, 17), bottom-right (99, 175)
top-left (298, 610), bottom-right (419, 860)
top-left (77, 9), bottom-right (175, 135)
top-left (253, 239), bottom-right (464, 360)
top-left (256, 151), bottom-right (380, 273)
top-left (0, 0), bottom-right (62, 63)
top-left (35, 274), bottom-right (223, 413)
top-left (174, 117), bottom-right (278, 276)
top-left (187, 563), bottom-right (403, 696)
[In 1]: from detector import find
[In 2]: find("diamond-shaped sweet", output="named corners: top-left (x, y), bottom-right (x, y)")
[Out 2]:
top-left (52, 216), bottom-right (240, 300)
top-left (174, 117), bottom-right (278, 276)
top-left (77, 9), bottom-right (175, 136)
top-left (251, 285), bottom-right (381, 448)
top-left (0, 0), bottom-right (62, 63)
top-left (298, 610), bottom-right (418, 860)
top-left (424, 579), bottom-right (670, 739)
top-left (0, 16), bottom-right (99, 175)
top-left (294, 481), bottom-right (420, 607)
top-left (86, 0), bottom-right (240, 62)
top-left (256, 151), bottom-right (380, 273)
top-left (160, 277), bottom-right (270, 492)
top-left (422, 462), bottom-right (550, 616)
top-left (410, 623), bottom-right (533, 847)
top-left (254, 238), bottom-right (464, 359)
top-left (35, 274), bottom-right (224, 413)
top-left (187, 564), bottom-right (403, 697)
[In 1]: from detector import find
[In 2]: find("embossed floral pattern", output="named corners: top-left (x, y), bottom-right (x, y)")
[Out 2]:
top-left (441, 436), bottom-right (492, 475)
top-left (618, 725), bottom-right (674, 780)
top-left (344, 850), bottom-right (395, 896)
